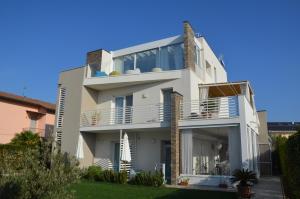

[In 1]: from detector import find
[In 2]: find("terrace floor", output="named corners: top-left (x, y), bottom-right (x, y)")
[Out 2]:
top-left (252, 176), bottom-right (284, 199)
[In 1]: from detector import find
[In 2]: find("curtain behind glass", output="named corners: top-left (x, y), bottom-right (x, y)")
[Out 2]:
top-left (181, 131), bottom-right (193, 174)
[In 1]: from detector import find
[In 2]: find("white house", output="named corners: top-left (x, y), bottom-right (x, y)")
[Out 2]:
top-left (54, 21), bottom-right (262, 186)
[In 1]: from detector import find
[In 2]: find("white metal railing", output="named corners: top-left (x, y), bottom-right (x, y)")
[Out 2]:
top-left (80, 103), bottom-right (171, 127)
top-left (179, 96), bottom-right (239, 120)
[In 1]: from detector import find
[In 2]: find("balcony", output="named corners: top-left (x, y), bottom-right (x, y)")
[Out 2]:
top-left (80, 96), bottom-right (241, 132)
top-left (180, 96), bottom-right (239, 120)
top-left (83, 70), bottom-right (183, 90)
top-left (80, 103), bottom-right (171, 131)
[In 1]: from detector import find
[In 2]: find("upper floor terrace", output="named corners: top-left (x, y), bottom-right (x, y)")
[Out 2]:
top-left (80, 81), bottom-right (258, 132)
top-left (83, 22), bottom-right (227, 90)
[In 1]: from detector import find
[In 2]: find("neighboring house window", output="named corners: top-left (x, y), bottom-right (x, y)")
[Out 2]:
top-left (30, 118), bottom-right (37, 131)
top-left (113, 43), bottom-right (184, 74)
top-left (45, 124), bottom-right (54, 139)
top-left (57, 87), bottom-right (66, 128)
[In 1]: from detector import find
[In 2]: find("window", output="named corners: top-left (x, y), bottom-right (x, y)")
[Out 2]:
top-left (56, 131), bottom-right (62, 146)
top-left (214, 67), bottom-right (217, 82)
top-left (206, 61), bottom-right (212, 76)
top-left (136, 49), bottom-right (158, 73)
top-left (57, 87), bottom-right (66, 128)
top-left (160, 43), bottom-right (184, 70)
top-left (194, 45), bottom-right (201, 67)
top-left (113, 43), bottom-right (184, 74)
top-left (114, 54), bottom-right (134, 74)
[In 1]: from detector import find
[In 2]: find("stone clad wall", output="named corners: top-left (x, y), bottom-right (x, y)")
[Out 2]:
top-left (170, 91), bottom-right (183, 185)
top-left (183, 21), bottom-right (196, 71)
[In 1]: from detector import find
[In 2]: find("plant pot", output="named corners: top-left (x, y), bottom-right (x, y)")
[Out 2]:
top-left (178, 181), bottom-right (188, 186)
top-left (238, 185), bottom-right (251, 198)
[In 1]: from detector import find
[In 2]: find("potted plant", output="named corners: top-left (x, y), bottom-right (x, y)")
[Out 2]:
top-left (178, 178), bottom-right (189, 186)
top-left (231, 169), bottom-right (257, 198)
top-left (109, 71), bottom-right (121, 76)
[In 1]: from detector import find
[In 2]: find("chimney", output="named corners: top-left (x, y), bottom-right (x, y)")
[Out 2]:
top-left (183, 21), bottom-right (196, 71)
top-left (86, 49), bottom-right (103, 71)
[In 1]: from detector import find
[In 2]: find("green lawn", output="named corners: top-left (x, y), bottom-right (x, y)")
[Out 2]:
top-left (70, 181), bottom-right (237, 199)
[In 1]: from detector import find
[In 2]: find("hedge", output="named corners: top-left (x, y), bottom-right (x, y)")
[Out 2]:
top-left (276, 132), bottom-right (300, 199)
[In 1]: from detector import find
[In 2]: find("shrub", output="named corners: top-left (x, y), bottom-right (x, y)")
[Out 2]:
top-left (98, 169), bottom-right (127, 184)
top-left (117, 170), bottom-right (127, 184)
top-left (0, 139), bottom-right (81, 199)
top-left (102, 170), bottom-right (115, 183)
top-left (276, 133), bottom-right (300, 199)
top-left (129, 170), bottom-right (164, 187)
top-left (84, 165), bottom-right (102, 181)
top-left (285, 133), bottom-right (300, 198)
top-left (10, 131), bottom-right (40, 147)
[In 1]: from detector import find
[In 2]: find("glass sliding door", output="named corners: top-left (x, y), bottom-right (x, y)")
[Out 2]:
top-left (115, 95), bottom-right (133, 124)
top-left (115, 97), bottom-right (124, 124)
top-left (162, 89), bottom-right (172, 122)
top-left (125, 95), bottom-right (133, 123)
top-left (160, 43), bottom-right (184, 71)
top-left (112, 42), bottom-right (184, 74)
top-left (136, 49), bottom-right (159, 73)
top-left (113, 54), bottom-right (134, 74)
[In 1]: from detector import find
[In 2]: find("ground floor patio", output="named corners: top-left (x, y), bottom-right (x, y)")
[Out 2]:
top-left (79, 123), bottom-right (259, 186)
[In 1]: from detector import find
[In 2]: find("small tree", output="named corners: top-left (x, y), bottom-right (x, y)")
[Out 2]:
top-left (10, 131), bottom-right (40, 147)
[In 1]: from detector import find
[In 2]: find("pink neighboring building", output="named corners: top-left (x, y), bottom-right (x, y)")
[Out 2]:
top-left (0, 91), bottom-right (56, 144)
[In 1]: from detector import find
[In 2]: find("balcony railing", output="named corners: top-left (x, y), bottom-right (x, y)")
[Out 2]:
top-left (80, 96), bottom-right (239, 128)
top-left (80, 103), bottom-right (171, 127)
top-left (179, 96), bottom-right (239, 121)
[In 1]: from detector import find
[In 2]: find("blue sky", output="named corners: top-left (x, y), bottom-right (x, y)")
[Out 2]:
top-left (0, 0), bottom-right (299, 121)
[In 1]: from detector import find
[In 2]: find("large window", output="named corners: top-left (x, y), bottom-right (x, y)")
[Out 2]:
top-left (136, 49), bottom-right (159, 73)
top-left (113, 43), bottom-right (184, 74)
top-left (114, 54), bottom-right (134, 74)
top-left (160, 43), bottom-right (184, 70)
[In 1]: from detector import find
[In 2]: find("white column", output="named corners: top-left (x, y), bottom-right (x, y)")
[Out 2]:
top-left (181, 129), bottom-right (193, 174)
top-left (238, 96), bottom-right (250, 169)
top-left (228, 126), bottom-right (241, 174)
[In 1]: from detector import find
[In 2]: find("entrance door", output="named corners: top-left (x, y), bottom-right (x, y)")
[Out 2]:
top-left (161, 141), bottom-right (171, 184)
top-left (114, 142), bottom-right (120, 171)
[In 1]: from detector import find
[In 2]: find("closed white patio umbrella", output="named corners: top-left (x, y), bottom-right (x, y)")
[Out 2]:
top-left (75, 133), bottom-right (84, 159)
top-left (121, 132), bottom-right (131, 162)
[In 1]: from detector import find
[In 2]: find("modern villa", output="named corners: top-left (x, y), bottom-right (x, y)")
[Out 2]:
top-left (54, 21), bottom-right (263, 186)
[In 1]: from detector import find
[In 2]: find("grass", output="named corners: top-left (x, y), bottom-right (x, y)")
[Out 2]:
top-left (70, 181), bottom-right (238, 199)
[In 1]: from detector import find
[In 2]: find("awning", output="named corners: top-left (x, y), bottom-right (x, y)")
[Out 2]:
top-left (199, 81), bottom-right (253, 98)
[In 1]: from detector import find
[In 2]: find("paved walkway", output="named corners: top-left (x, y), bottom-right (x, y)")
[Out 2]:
top-left (252, 176), bottom-right (284, 199)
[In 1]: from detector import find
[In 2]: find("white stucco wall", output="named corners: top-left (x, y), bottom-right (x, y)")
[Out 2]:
top-left (94, 130), bottom-right (170, 172)
top-left (197, 37), bottom-right (227, 83)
